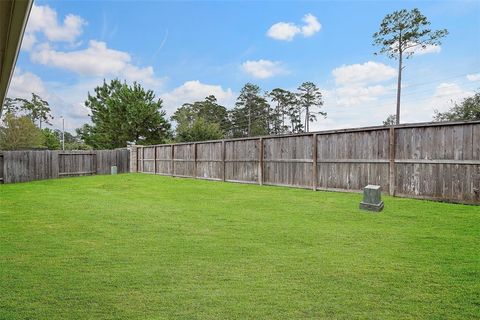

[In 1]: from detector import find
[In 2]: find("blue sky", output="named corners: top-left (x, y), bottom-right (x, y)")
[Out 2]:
top-left (8, 0), bottom-right (480, 132)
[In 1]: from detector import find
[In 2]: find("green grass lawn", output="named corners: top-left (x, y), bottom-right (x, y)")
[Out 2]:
top-left (0, 174), bottom-right (479, 319)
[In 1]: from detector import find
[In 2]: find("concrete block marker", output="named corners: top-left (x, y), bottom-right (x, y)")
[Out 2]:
top-left (360, 185), bottom-right (384, 212)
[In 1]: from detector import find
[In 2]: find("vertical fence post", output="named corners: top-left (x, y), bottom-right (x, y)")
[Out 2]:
top-left (312, 133), bottom-right (317, 191)
top-left (154, 146), bottom-right (157, 174)
top-left (135, 147), bottom-right (139, 172)
top-left (171, 144), bottom-right (175, 177)
top-left (141, 147), bottom-right (145, 173)
top-left (222, 140), bottom-right (226, 181)
top-left (193, 143), bottom-right (197, 178)
top-left (389, 126), bottom-right (396, 196)
top-left (0, 154), bottom-right (4, 184)
top-left (258, 138), bottom-right (264, 185)
top-left (93, 152), bottom-right (98, 175)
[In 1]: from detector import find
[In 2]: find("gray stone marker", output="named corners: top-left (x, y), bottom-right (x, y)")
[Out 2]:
top-left (111, 166), bottom-right (117, 175)
top-left (359, 185), bottom-right (384, 212)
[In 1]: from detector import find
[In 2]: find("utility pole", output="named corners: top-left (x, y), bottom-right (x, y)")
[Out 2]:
top-left (61, 117), bottom-right (65, 150)
top-left (395, 35), bottom-right (403, 125)
top-left (306, 106), bottom-right (310, 132)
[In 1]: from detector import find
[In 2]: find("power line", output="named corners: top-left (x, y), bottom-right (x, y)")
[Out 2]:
top-left (402, 70), bottom-right (480, 89)
top-left (336, 85), bottom-right (477, 113)
top-left (326, 81), bottom-right (479, 108)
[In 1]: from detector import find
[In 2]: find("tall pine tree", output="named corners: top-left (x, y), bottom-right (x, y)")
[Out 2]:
top-left (230, 83), bottom-right (270, 137)
top-left (296, 82), bottom-right (326, 132)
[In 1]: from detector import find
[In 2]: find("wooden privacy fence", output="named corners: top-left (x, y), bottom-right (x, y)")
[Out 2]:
top-left (133, 121), bottom-right (480, 204)
top-left (0, 149), bottom-right (129, 184)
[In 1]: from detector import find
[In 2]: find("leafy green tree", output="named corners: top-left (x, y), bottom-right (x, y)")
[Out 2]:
top-left (383, 114), bottom-right (397, 126)
top-left (2, 98), bottom-right (18, 115)
top-left (15, 93), bottom-right (53, 128)
top-left (42, 128), bottom-right (61, 150)
top-left (230, 83), bottom-right (270, 137)
top-left (434, 90), bottom-right (480, 122)
top-left (0, 114), bottom-right (45, 150)
top-left (78, 79), bottom-right (171, 149)
top-left (373, 8), bottom-right (448, 124)
top-left (41, 129), bottom-right (87, 150)
top-left (64, 141), bottom-right (92, 150)
top-left (296, 82), bottom-right (326, 132)
top-left (177, 117), bottom-right (224, 142)
top-left (194, 95), bottom-right (231, 132)
top-left (55, 130), bottom-right (77, 145)
top-left (2, 94), bottom-right (52, 128)
top-left (171, 95), bottom-right (229, 142)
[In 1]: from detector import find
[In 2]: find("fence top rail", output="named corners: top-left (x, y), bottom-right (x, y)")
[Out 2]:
top-left (137, 119), bottom-right (480, 148)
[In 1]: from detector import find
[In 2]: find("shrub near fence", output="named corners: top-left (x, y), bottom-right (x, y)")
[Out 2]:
top-left (0, 149), bottom-right (129, 184)
top-left (134, 121), bottom-right (480, 204)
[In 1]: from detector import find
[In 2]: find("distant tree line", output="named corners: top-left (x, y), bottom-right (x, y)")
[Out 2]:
top-left (0, 94), bottom-right (86, 150)
top-left (172, 81), bottom-right (326, 142)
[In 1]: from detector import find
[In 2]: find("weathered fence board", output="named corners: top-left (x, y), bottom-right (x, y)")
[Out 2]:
top-left (225, 139), bottom-right (259, 183)
top-left (197, 142), bottom-right (223, 180)
top-left (263, 135), bottom-right (313, 188)
top-left (157, 145), bottom-right (172, 175)
top-left (0, 154), bottom-right (3, 183)
top-left (316, 130), bottom-right (390, 192)
top-left (393, 123), bottom-right (480, 203)
top-left (59, 152), bottom-right (95, 176)
top-left (134, 121), bottom-right (480, 204)
top-left (0, 149), bottom-right (129, 184)
top-left (173, 144), bottom-right (194, 177)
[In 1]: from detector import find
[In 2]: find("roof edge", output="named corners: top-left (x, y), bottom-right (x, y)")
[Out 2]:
top-left (0, 0), bottom-right (33, 116)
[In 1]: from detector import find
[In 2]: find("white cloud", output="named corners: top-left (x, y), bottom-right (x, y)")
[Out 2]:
top-left (309, 86), bottom-right (394, 131)
top-left (332, 61), bottom-right (396, 85)
top-left (30, 41), bottom-right (163, 87)
top-left (405, 43), bottom-right (441, 55)
top-left (390, 41), bottom-right (442, 56)
top-left (161, 80), bottom-right (235, 114)
top-left (242, 59), bottom-right (287, 79)
top-left (334, 84), bottom-right (394, 107)
top-left (7, 69), bottom-right (48, 99)
top-left (23, 4), bottom-right (163, 89)
top-left (467, 73), bottom-right (480, 81)
top-left (22, 4), bottom-right (86, 49)
top-left (301, 14), bottom-right (321, 37)
top-left (267, 13), bottom-right (321, 41)
top-left (400, 82), bottom-right (473, 123)
top-left (429, 82), bottom-right (473, 112)
top-left (328, 61), bottom-right (396, 108)
top-left (314, 81), bottom-right (475, 131)
top-left (6, 69), bottom-right (90, 131)
top-left (267, 23), bottom-right (300, 41)
top-left (21, 33), bottom-right (37, 51)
